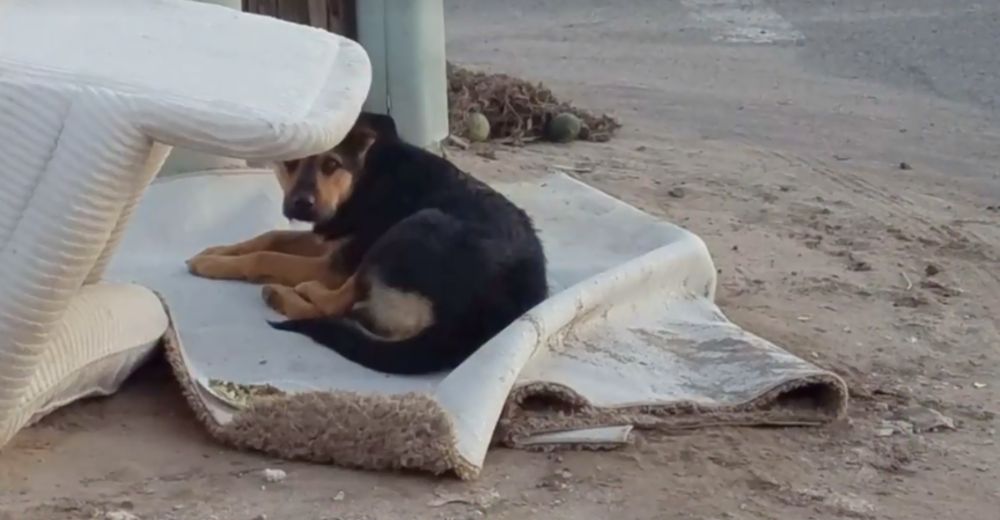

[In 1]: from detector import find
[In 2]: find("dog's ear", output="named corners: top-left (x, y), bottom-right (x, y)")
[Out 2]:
top-left (335, 112), bottom-right (399, 166)
top-left (334, 123), bottom-right (377, 166)
top-left (355, 112), bottom-right (399, 141)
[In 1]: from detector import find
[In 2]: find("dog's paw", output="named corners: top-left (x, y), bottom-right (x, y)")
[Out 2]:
top-left (262, 283), bottom-right (297, 310)
top-left (192, 243), bottom-right (242, 258)
top-left (263, 284), bottom-right (318, 319)
top-left (293, 280), bottom-right (326, 302)
top-left (186, 254), bottom-right (237, 279)
top-left (261, 284), bottom-right (279, 309)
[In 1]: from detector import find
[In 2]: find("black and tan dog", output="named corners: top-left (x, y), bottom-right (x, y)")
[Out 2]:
top-left (186, 112), bottom-right (548, 374)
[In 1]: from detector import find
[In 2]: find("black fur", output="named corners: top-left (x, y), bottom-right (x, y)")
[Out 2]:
top-left (270, 112), bottom-right (548, 375)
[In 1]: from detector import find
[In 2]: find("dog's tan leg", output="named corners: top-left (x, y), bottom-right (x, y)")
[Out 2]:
top-left (187, 252), bottom-right (343, 286)
top-left (193, 230), bottom-right (331, 258)
top-left (293, 276), bottom-right (360, 316)
top-left (261, 284), bottom-right (323, 319)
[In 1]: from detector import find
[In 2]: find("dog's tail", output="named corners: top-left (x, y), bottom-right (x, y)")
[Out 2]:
top-left (269, 318), bottom-right (460, 375)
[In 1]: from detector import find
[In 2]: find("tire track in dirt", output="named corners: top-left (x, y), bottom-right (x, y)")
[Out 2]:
top-left (770, 150), bottom-right (1000, 334)
top-left (771, 151), bottom-right (999, 265)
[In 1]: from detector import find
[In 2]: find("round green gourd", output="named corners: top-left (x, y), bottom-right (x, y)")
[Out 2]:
top-left (546, 112), bottom-right (582, 143)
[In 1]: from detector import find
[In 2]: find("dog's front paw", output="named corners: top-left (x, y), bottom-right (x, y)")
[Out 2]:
top-left (262, 284), bottom-right (286, 312)
top-left (263, 284), bottom-right (318, 319)
top-left (192, 243), bottom-right (242, 258)
top-left (293, 280), bottom-right (327, 303)
top-left (186, 254), bottom-right (238, 279)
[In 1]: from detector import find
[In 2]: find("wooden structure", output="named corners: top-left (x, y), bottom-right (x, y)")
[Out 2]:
top-left (243, 0), bottom-right (357, 38)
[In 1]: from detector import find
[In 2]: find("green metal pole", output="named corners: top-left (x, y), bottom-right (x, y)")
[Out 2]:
top-left (358, 0), bottom-right (450, 152)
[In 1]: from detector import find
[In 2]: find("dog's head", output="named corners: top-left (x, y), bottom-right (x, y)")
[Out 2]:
top-left (276, 112), bottom-right (398, 223)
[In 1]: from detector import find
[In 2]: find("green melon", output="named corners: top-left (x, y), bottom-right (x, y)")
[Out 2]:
top-left (546, 112), bottom-right (582, 143)
top-left (465, 112), bottom-right (491, 142)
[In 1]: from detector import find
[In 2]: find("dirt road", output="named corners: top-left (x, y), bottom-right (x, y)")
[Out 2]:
top-left (2, 2), bottom-right (998, 519)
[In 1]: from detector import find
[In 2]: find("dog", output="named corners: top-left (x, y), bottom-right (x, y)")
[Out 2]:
top-left (186, 112), bottom-right (549, 375)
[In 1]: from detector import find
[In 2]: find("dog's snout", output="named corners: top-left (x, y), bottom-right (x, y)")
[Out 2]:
top-left (291, 194), bottom-right (315, 213)
top-left (284, 194), bottom-right (317, 221)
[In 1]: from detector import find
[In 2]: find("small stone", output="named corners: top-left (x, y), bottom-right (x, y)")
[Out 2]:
top-left (854, 465), bottom-right (879, 484)
top-left (667, 187), bottom-right (686, 198)
top-left (746, 469), bottom-right (781, 491)
top-left (973, 382), bottom-right (987, 389)
top-left (847, 256), bottom-right (872, 272)
top-left (877, 420), bottom-right (914, 437)
top-left (899, 161), bottom-right (912, 170)
top-left (104, 512), bottom-right (139, 520)
top-left (893, 294), bottom-right (929, 308)
top-left (919, 279), bottom-right (962, 297)
top-left (474, 148), bottom-right (497, 160)
top-left (446, 134), bottom-right (471, 150)
top-left (924, 263), bottom-right (940, 277)
top-left (896, 406), bottom-right (956, 433)
top-left (251, 515), bottom-right (268, 520)
top-left (261, 468), bottom-right (286, 483)
top-left (333, 491), bottom-right (346, 502)
top-left (824, 493), bottom-right (876, 518)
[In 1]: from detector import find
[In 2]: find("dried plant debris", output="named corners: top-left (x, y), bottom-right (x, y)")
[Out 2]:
top-left (447, 62), bottom-right (620, 144)
top-left (207, 378), bottom-right (284, 408)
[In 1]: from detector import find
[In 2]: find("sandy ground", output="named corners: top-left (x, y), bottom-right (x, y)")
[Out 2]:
top-left (2, 2), bottom-right (999, 519)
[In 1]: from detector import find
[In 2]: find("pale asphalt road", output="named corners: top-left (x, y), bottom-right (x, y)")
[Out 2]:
top-left (444, 0), bottom-right (1000, 198)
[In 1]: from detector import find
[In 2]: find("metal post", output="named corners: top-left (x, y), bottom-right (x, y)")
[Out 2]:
top-left (357, 0), bottom-right (449, 152)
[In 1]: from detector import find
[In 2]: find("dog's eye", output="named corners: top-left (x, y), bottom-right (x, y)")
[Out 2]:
top-left (320, 157), bottom-right (341, 175)
top-left (283, 159), bottom-right (300, 173)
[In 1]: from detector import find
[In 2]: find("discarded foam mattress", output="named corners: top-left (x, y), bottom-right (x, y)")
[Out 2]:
top-left (0, 0), bottom-right (370, 448)
top-left (105, 169), bottom-right (848, 479)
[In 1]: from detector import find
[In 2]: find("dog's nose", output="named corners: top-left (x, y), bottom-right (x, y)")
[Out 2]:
top-left (290, 195), bottom-right (315, 214)
top-left (284, 194), bottom-right (316, 221)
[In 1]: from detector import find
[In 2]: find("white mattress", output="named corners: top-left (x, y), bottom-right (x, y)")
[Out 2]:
top-left (0, 0), bottom-right (371, 448)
